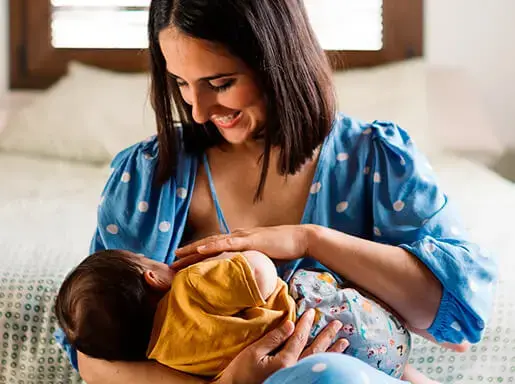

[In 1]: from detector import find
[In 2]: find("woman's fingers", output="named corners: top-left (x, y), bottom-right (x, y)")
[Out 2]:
top-left (170, 253), bottom-right (210, 271)
top-left (175, 234), bottom-right (250, 257)
top-left (327, 338), bottom-right (349, 353)
top-left (175, 234), bottom-right (228, 257)
top-left (299, 320), bottom-right (344, 359)
top-left (195, 236), bottom-right (249, 254)
top-left (276, 309), bottom-right (315, 361)
top-left (248, 320), bottom-right (295, 358)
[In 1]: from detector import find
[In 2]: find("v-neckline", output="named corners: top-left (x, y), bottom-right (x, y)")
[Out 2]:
top-left (201, 124), bottom-right (336, 234)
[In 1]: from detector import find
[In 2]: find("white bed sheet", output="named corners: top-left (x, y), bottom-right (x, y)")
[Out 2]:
top-left (0, 154), bottom-right (107, 383)
top-left (410, 155), bottom-right (515, 382)
top-left (0, 152), bottom-right (513, 383)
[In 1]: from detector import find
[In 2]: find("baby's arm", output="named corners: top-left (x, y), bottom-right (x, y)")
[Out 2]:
top-left (202, 251), bottom-right (278, 301)
top-left (240, 251), bottom-right (278, 301)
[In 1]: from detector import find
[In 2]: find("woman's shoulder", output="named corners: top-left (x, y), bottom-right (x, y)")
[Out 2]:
top-left (110, 135), bottom-right (159, 171)
top-left (102, 134), bottom-right (197, 204)
top-left (321, 113), bottom-right (427, 182)
top-left (328, 112), bottom-right (414, 153)
top-left (95, 134), bottom-right (197, 262)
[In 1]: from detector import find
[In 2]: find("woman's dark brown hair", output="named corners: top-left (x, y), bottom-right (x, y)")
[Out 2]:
top-left (148, 0), bottom-right (335, 198)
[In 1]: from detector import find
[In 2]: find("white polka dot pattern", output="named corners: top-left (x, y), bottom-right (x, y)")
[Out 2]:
top-left (106, 224), bottom-right (119, 235)
top-left (425, 241), bottom-right (436, 253)
top-left (177, 188), bottom-right (188, 199)
top-left (159, 221), bottom-right (171, 233)
top-left (311, 362), bottom-right (327, 373)
top-left (336, 201), bottom-right (349, 213)
top-left (138, 201), bottom-right (149, 213)
top-left (121, 172), bottom-right (131, 183)
top-left (310, 182), bottom-right (322, 194)
top-left (451, 321), bottom-right (462, 332)
top-left (393, 200), bottom-right (405, 212)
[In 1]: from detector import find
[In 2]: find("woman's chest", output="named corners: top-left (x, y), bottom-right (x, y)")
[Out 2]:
top-left (187, 157), bottom-right (317, 240)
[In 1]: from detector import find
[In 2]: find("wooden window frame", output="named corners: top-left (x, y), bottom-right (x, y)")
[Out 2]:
top-left (9, 0), bottom-right (423, 89)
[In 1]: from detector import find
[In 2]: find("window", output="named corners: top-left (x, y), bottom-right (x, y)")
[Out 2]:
top-left (9, 0), bottom-right (423, 89)
top-left (50, 0), bottom-right (384, 51)
top-left (51, 1), bottom-right (149, 49)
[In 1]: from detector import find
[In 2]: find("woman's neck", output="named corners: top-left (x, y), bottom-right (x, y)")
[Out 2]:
top-left (218, 138), bottom-right (266, 156)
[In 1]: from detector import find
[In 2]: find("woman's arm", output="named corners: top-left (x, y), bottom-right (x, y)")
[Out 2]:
top-left (304, 224), bottom-right (441, 330)
top-left (175, 226), bottom-right (440, 331)
top-left (78, 352), bottom-right (207, 384)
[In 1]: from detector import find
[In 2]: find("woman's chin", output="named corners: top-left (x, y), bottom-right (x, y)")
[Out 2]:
top-left (218, 125), bottom-right (254, 146)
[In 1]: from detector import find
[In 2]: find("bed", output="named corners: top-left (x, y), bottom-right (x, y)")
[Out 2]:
top-left (0, 59), bottom-right (513, 383)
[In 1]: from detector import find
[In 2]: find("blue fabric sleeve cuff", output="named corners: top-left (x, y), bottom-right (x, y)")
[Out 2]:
top-left (427, 288), bottom-right (483, 344)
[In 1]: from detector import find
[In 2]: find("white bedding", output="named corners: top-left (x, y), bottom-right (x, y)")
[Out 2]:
top-left (0, 151), bottom-right (513, 383)
top-left (409, 155), bottom-right (515, 383)
top-left (0, 154), bottom-right (107, 383)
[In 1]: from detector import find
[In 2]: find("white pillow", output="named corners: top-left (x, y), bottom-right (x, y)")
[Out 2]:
top-left (0, 62), bottom-right (156, 164)
top-left (333, 59), bottom-right (504, 162)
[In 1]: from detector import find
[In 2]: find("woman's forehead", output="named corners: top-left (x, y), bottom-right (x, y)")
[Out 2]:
top-left (159, 28), bottom-right (245, 79)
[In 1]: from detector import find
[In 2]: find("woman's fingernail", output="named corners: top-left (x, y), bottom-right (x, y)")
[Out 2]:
top-left (197, 245), bottom-right (206, 251)
top-left (339, 339), bottom-right (349, 349)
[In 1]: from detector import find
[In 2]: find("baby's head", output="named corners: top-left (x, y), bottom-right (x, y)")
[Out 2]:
top-left (54, 249), bottom-right (175, 361)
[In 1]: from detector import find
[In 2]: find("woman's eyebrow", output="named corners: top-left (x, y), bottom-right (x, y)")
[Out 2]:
top-left (168, 72), bottom-right (237, 81)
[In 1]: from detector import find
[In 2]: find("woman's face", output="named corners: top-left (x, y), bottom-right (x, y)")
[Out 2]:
top-left (159, 28), bottom-right (267, 146)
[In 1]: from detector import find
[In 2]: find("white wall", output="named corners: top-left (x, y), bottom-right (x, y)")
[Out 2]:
top-left (0, 0), bottom-right (7, 95)
top-left (425, 0), bottom-right (515, 147)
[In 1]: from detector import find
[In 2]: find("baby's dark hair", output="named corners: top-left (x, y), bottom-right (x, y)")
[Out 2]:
top-left (54, 250), bottom-right (157, 361)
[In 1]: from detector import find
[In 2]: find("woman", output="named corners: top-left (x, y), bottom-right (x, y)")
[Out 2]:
top-left (60, 0), bottom-right (497, 382)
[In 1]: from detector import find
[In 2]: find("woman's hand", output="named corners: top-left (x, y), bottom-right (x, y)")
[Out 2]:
top-left (214, 309), bottom-right (348, 384)
top-left (174, 225), bottom-right (310, 270)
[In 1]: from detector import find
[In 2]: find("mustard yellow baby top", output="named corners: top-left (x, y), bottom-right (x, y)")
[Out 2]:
top-left (147, 254), bottom-right (296, 377)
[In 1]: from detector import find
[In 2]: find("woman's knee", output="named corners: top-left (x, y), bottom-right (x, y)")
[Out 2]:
top-left (299, 353), bottom-right (368, 382)
top-left (265, 353), bottom-right (403, 384)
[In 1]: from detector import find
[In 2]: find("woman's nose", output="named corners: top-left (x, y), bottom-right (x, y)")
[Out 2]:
top-left (190, 92), bottom-right (211, 124)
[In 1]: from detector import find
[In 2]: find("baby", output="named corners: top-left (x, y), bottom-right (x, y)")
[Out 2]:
top-left (55, 249), bottom-right (411, 379)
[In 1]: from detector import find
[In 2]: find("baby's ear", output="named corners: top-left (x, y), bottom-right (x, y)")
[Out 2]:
top-left (143, 270), bottom-right (169, 292)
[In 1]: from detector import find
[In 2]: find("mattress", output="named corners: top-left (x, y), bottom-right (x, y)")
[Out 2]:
top-left (0, 154), bottom-right (107, 383)
top-left (0, 152), bottom-right (513, 383)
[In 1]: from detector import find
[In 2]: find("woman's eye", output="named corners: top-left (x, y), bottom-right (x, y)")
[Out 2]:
top-left (176, 80), bottom-right (188, 88)
top-left (209, 79), bottom-right (236, 93)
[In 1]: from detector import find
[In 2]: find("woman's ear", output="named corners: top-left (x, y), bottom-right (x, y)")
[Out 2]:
top-left (143, 270), bottom-right (170, 292)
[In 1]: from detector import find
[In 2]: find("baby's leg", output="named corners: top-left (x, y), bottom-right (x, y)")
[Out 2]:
top-left (289, 269), bottom-right (411, 379)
